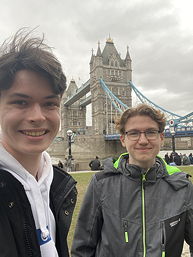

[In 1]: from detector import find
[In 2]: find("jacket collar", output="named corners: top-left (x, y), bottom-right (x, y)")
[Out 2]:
top-left (117, 154), bottom-right (166, 182)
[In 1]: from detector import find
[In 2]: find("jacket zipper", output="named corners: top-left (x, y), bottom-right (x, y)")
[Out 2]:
top-left (161, 222), bottom-right (166, 257)
top-left (24, 223), bottom-right (34, 257)
top-left (141, 172), bottom-right (148, 257)
top-left (123, 220), bottom-right (129, 243)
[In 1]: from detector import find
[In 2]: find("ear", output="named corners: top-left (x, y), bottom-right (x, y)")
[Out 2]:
top-left (160, 132), bottom-right (164, 143)
top-left (120, 134), bottom-right (126, 147)
top-left (160, 133), bottom-right (164, 146)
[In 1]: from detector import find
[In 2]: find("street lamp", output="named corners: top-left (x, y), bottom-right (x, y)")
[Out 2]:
top-left (170, 126), bottom-right (176, 153)
top-left (67, 129), bottom-right (73, 161)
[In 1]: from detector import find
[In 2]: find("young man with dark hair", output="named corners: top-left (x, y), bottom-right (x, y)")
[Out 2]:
top-left (72, 104), bottom-right (193, 257)
top-left (0, 29), bottom-right (77, 257)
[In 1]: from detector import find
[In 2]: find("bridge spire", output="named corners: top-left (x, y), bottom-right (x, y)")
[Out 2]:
top-left (106, 34), bottom-right (113, 43)
top-left (96, 41), bottom-right (102, 56)
top-left (125, 45), bottom-right (131, 60)
top-left (90, 48), bottom-right (94, 64)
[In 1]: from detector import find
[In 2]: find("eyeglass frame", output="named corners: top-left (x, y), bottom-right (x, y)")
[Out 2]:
top-left (124, 129), bottom-right (161, 141)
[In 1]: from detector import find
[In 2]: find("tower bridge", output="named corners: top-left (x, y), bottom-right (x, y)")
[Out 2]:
top-left (48, 37), bottom-right (193, 170)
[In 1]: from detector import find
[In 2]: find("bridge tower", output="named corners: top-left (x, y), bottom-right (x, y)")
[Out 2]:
top-left (61, 79), bottom-right (86, 135)
top-left (90, 37), bottom-right (132, 135)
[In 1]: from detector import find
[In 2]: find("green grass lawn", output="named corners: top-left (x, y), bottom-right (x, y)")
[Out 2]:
top-left (68, 172), bottom-right (95, 249)
top-left (68, 166), bottom-right (193, 250)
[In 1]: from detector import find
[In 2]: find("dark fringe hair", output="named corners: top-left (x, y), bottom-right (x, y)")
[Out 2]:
top-left (0, 28), bottom-right (66, 95)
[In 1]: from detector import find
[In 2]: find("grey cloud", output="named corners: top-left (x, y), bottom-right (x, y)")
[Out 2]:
top-left (0, 0), bottom-right (192, 116)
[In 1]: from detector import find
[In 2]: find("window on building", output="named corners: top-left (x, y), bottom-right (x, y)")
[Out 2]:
top-left (73, 120), bottom-right (77, 126)
top-left (73, 110), bottom-right (77, 116)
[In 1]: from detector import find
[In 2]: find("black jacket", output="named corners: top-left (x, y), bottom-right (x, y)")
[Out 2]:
top-left (0, 166), bottom-right (77, 257)
top-left (89, 159), bottom-right (101, 170)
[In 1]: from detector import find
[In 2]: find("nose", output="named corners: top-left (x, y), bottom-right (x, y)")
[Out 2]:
top-left (137, 132), bottom-right (149, 144)
top-left (27, 104), bottom-right (46, 123)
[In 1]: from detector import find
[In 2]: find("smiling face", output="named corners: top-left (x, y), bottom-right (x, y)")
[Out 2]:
top-left (0, 70), bottom-right (61, 161)
top-left (120, 115), bottom-right (164, 169)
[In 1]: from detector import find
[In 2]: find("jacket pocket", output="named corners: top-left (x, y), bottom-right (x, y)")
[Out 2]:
top-left (162, 212), bottom-right (186, 257)
top-left (122, 220), bottom-right (129, 243)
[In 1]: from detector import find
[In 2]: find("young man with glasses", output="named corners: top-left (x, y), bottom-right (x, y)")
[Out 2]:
top-left (72, 104), bottom-right (193, 257)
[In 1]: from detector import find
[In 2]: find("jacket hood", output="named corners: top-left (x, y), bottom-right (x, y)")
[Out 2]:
top-left (103, 153), bottom-right (190, 191)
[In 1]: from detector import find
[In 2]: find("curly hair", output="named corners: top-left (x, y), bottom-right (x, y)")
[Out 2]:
top-left (116, 104), bottom-right (166, 135)
top-left (0, 28), bottom-right (66, 95)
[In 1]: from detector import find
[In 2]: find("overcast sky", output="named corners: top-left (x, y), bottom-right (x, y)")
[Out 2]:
top-left (0, 0), bottom-right (193, 117)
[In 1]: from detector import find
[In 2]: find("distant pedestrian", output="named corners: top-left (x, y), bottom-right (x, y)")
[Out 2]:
top-left (180, 153), bottom-right (183, 162)
top-left (58, 160), bottom-right (64, 169)
top-left (164, 152), bottom-right (170, 164)
top-left (174, 153), bottom-right (181, 166)
top-left (182, 154), bottom-right (191, 165)
top-left (89, 156), bottom-right (102, 170)
top-left (189, 153), bottom-right (193, 164)
top-left (169, 152), bottom-right (176, 165)
top-left (169, 152), bottom-right (174, 164)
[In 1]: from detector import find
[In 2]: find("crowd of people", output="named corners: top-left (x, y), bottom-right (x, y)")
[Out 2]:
top-left (164, 152), bottom-right (193, 166)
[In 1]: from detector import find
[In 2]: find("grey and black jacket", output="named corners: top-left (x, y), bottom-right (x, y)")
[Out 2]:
top-left (72, 154), bottom-right (193, 257)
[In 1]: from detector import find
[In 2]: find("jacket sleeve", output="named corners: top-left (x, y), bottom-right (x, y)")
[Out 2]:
top-left (185, 182), bottom-right (193, 255)
top-left (71, 175), bottom-right (103, 257)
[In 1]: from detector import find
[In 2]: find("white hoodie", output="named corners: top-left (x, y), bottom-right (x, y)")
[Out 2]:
top-left (0, 145), bottom-right (58, 257)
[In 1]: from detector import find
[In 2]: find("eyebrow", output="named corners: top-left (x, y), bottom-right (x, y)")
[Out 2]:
top-left (45, 95), bottom-right (60, 100)
top-left (126, 128), bottom-right (159, 132)
top-left (9, 93), bottom-right (60, 100)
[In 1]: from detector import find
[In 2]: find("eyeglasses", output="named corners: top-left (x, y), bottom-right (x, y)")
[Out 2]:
top-left (125, 129), bottom-right (160, 141)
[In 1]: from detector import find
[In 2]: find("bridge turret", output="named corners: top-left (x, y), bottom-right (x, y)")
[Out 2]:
top-left (61, 78), bottom-right (86, 147)
top-left (89, 49), bottom-right (94, 65)
top-left (96, 41), bottom-right (102, 57)
top-left (90, 41), bottom-right (103, 82)
top-left (125, 46), bottom-right (131, 64)
top-left (66, 79), bottom-right (78, 97)
top-left (95, 41), bottom-right (103, 74)
top-left (125, 46), bottom-right (132, 82)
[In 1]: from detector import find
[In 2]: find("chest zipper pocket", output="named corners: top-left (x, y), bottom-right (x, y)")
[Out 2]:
top-left (161, 222), bottom-right (166, 257)
top-left (123, 220), bottom-right (129, 243)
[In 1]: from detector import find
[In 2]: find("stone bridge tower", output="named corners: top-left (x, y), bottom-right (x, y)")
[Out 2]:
top-left (89, 37), bottom-right (132, 135)
top-left (61, 79), bottom-right (86, 135)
